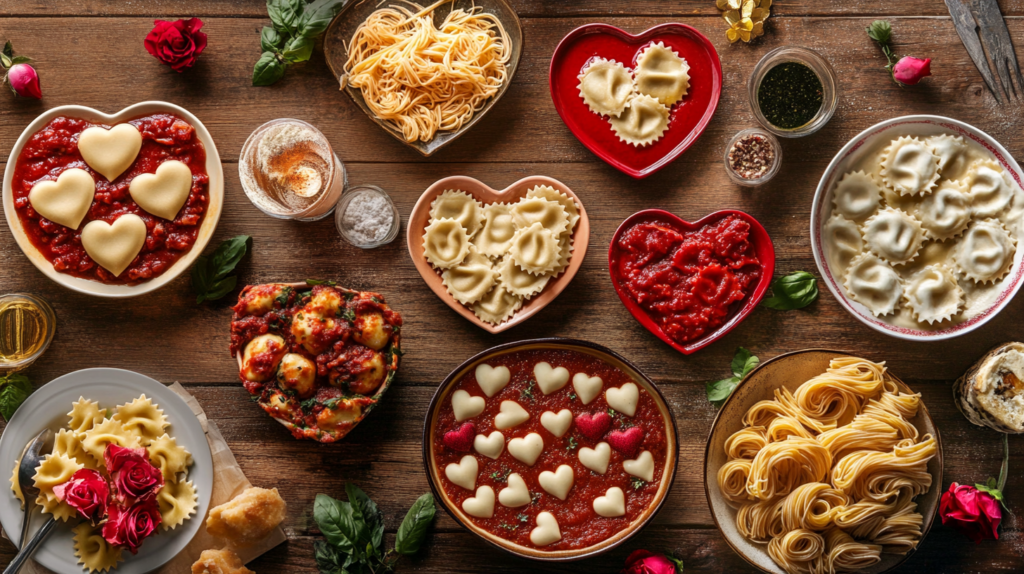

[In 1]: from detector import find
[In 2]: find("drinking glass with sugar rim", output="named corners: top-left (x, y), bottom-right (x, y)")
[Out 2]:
top-left (335, 185), bottom-right (400, 248)
top-left (239, 118), bottom-right (348, 221)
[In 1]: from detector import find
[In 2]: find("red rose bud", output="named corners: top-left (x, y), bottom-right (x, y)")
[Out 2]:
top-left (104, 443), bottom-right (149, 473)
top-left (621, 550), bottom-right (681, 574)
top-left (144, 18), bottom-right (208, 72)
top-left (940, 482), bottom-right (1001, 543)
top-left (893, 56), bottom-right (931, 86)
top-left (102, 499), bottom-right (162, 554)
top-left (53, 469), bottom-right (109, 523)
top-left (115, 459), bottom-right (164, 502)
top-left (7, 63), bottom-right (41, 99)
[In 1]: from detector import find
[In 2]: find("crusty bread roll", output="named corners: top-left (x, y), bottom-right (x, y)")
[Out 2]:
top-left (955, 342), bottom-right (1024, 433)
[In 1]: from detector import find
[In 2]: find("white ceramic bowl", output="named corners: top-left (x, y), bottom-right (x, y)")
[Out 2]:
top-left (0, 368), bottom-right (214, 574)
top-left (810, 115), bottom-right (1024, 340)
top-left (2, 102), bottom-right (224, 298)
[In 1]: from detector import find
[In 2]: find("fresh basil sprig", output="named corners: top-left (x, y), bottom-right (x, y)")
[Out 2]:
top-left (706, 347), bottom-right (759, 408)
top-left (314, 486), bottom-right (435, 573)
top-left (254, 0), bottom-right (346, 86)
top-left (762, 271), bottom-right (819, 310)
top-left (191, 235), bottom-right (252, 303)
top-left (0, 372), bottom-right (33, 421)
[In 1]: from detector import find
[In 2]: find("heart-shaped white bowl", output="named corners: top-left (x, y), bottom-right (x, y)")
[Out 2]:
top-left (3, 102), bottom-right (224, 298)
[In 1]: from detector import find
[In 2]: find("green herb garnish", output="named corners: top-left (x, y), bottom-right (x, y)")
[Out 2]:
top-left (706, 347), bottom-right (760, 408)
top-left (566, 436), bottom-right (578, 451)
top-left (306, 279), bottom-right (337, 287)
top-left (631, 477), bottom-right (646, 491)
top-left (521, 380), bottom-right (535, 400)
top-left (191, 235), bottom-right (251, 303)
top-left (762, 271), bottom-right (819, 310)
top-left (254, 0), bottom-right (346, 86)
top-left (0, 373), bottom-right (34, 421)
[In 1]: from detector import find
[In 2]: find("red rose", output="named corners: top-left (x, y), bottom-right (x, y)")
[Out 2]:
top-left (53, 469), bottom-right (108, 523)
top-left (144, 18), bottom-right (207, 72)
top-left (621, 550), bottom-right (682, 574)
top-left (105, 444), bottom-right (163, 502)
top-left (940, 482), bottom-right (1001, 543)
top-left (101, 499), bottom-right (162, 554)
top-left (104, 444), bottom-right (148, 473)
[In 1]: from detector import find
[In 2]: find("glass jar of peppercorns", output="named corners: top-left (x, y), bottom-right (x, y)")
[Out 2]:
top-left (724, 128), bottom-right (781, 187)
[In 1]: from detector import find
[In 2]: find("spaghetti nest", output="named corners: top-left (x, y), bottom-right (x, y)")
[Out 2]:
top-left (343, 0), bottom-right (511, 143)
top-left (718, 357), bottom-right (937, 574)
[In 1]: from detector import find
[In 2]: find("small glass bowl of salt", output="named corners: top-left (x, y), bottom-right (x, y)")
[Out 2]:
top-left (335, 185), bottom-right (400, 248)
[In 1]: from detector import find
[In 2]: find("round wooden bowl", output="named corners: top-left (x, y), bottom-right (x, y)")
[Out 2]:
top-left (422, 337), bottom-right (678, 561)
top-left (703, 349), bottom-right (944, 574)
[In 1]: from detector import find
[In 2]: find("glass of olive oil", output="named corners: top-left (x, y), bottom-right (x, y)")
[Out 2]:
top-left (0, 293), bottom-right (55, 372)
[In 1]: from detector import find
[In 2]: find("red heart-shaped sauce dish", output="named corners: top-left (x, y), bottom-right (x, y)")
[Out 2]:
top-left (549, 24), bottom-right (722, 179)
top-left (608, 210), bottom-right (775, 355)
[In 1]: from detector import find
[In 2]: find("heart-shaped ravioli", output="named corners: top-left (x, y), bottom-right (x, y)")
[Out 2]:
top-left (462, 485), bottom-right (495, 518)
top-left (623, 450), bottom-right (655, 482)
top-left (494, 400), bottom-right (529, 430)
top-left (473, 431), bottom-right (504, 459)
top-left (28, 168), bottom-right (95, 229)
top-left (451, 390), bottom-right (485, 422)
top-left (538, 464), bottom-right (574, 500)
top-left (507, 432), bottom-right (544, 466)
top-left (498, 473), bottom-right (530, 508)
top-left (475, 363), bottom-right (510, 397)
top-left (593, 487), bottom-right (625, 517)
top-left (540, 409), bottom-right (572, 437)
top-left (578, 441), bottom-right (611, 475)
top-left (605, 382), bottom-right (639, 417)
top-left (78, 124), bottom-right (143, 182)
top-left (129, 160), bottom-right (193, 221)
top-left (572, 372), bottom-right (603, 405)
top-left (530, 512), bottom-right (561, 546)
top-left (534, 362), bottom-right (569, 395)
top-left (80, 214), bottom-right (147, 277)
top-left (444, 454), bottom-right (478, 491)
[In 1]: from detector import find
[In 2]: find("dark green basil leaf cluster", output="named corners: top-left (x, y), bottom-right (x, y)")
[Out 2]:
top-left (314, 485), bottom-right (435, 573)
top-left (762, 271), bottom-right (819, 310)
top-left (0, 372), bottom-right (33, 421)
top-left (191, 235), bottom-right (252, 303)
top-left (706, 347), bottom-right (759, 408)
top-left (253, 0), bottom-right (346, 86)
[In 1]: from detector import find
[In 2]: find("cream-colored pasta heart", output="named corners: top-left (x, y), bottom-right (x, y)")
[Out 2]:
top-left (540, 409), bottom-right (572, 437)
top-left (534, 362), bottom-right (570, 395)
top-left (451, 390), bottom-right (485, 422)
top-left (129, 160), bottom-right (192, 221)
top-left (494, 400), bottom-right (529, 430)
top-left (593, 487), bottom-right (625, 517)
top-left (462, 485), bottom-right (495, 518)
top-left (507, 433), bottom-right (544, 466)
top-left (28, 168), bottom-right (95, 229)
top-left (623, 450), bottom-right (654, 482)
top-left (473, 431), bottom-right (504, 459)
top-left (444, 455), bottom-right (478, 491)
top-left (530, 512), bottom-right (561, 547)
top-left (572, 372), bottom-right (603, 405)
top-left (538, 464), bottom-right (574, 501)
top-left (605, 382), bottom-right (639, 417)
top-left (578, 442), bottom-right (611, 475)
top-left (80, 214), bottom-right (147, 277)
top-left (498, 473), bottom-right (531, 508)
top-left (475, 363), bottom-right (510, 397)
top-left (78, 124), bottom-right (143, 182)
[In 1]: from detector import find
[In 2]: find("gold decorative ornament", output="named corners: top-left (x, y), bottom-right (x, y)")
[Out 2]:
top-left (717, 0), bottom-right (772, 43)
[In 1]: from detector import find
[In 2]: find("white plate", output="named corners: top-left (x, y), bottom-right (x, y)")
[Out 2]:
top-left (810, 115), bottom-right (1024, 341)
top-left (2, 102), bottom-right (224, 298)
top-left (0, 369), bottom-right (214, 574)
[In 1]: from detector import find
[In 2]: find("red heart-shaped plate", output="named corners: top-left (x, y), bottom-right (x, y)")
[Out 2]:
top-left (608, 209), bottom-right (775, 355)
top-left (549, 24), bottom-right (722, 179)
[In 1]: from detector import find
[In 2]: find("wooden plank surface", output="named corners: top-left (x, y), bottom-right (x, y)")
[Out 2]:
top-left (1, 1), bottom-right (1023, 572)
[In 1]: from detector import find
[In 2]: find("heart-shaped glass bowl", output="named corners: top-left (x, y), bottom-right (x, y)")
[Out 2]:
top-left (408, 175), bottom-right (589, 333)
top-left (549, 23), bottom-right (722, 179)
top-left (323, 0), bottom-right (523, 156)
top-left (608, 209), bottom-right (775, 355)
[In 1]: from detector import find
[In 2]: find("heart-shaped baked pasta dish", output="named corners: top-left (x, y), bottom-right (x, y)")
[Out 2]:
top-left (408, 176), bottom-right (589, 333)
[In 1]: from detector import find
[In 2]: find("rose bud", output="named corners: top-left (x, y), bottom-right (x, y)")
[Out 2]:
top-left (621, 550), bottom-right (682, 574)
top-left (940, 482), bottom-right (1001, 543)
top-left (102, 499), bottom-right (163, 554)
top-left (893, 56), bottom-right (931, 86)
top-left (52, 469), bottom-right (109, 523)
top-left (144, 18), bottom-right (208, 72)
top-left (7, 63), bottom-right (41, 99)
top-left (114, 458), bottom-right (164, 502)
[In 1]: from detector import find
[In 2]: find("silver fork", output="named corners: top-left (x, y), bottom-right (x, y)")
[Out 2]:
top-left (946, 0), bottom-right (1024, 102)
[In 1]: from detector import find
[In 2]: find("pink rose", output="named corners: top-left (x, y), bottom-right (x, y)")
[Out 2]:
top-left (104, 444), bottom-right (163, 502)
top-left (940, 482), bottom-right (1001, 543)
top-left (53, 469), bottom-right (108, 522)
top-left (7, 63), bottom-right (41, 99)
top-left (893, 56), bottom-right (931, 86)
top-left (621, 550), bottom-right (682, 574)
top-left (101, 499), bottom-right (162, 554)
top-left (143, 18), bottom-right (207, 72)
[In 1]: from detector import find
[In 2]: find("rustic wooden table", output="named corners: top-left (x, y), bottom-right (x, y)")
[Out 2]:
top-left (1, 1), bottom-right (1023, 572)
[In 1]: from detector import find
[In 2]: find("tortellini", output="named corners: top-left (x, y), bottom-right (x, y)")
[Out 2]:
top-left (843, 253), bottom-right (903, 317)
top-left (832, 171), bottom-right (881, 221)
top-left (442, 248), bottom-right (497, 305)
top-left (955, 220), bottom-right (1016, 283)
top-left (498, 255), bottom-right (550, 297)
top-left (423, 218), bottom-right (471, 269)
top-left (966, 160), bottom-right (1015, 219)
top-left (904, 265), bottom-right (963, 324)
top-left (915, 181), bottom-right (971, 240)
top-left (633, 42), bottom-right (690, 106)
top-left (510, 223), bottom-right (560, 275)
top-left (880, 136), bottom-right (940, 196)
top-left (577, 59), bottom-right (634, 117)
top-left (475, 203), bottom-right (516, 257)
top-left (430, 190), bottom-right (482, 236)
top-left (472, 283), bottom-right (523, 325)
top-left (862, 207), bottom-right (925, 265)
top-left (609, 94), bottom-right (670, 147)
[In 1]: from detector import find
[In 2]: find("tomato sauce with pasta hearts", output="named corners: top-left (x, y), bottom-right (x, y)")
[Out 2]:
top-left (431, 348), bottom-right (669, 551)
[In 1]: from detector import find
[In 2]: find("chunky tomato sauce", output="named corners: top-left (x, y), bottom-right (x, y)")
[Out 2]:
top-left (614, 215), bottom-right (761, 344)
top-left (11, 114), bottom-right (209, 284)
top-left (432, 348), bottom-right (669, 551)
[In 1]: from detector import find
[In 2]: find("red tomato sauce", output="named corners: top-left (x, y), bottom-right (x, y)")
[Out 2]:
top-left (432, 348), bottom-right (669, 551)
top-left (11, 114), bottom-right (209, 284)
top-left (614, 215), bottom-right (761, 344)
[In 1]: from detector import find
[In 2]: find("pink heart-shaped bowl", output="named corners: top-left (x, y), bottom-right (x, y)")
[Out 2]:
top-left (608, 209), bottom-right (775, 355)
top-left (549, 23), bottom-right (722, 179)
top-left (408, 175), bottom-right (589, 333)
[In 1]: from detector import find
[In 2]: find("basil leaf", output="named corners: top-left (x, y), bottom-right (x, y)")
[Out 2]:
top-left (210, 235), bottom-right (252, 280)
top-left (192, 236), bottom-right (250, 303)
top-left (730, 347), bottom-right (752, 378)
top-left (762, 271), bottom-right (819, 310)
top-left (0, 373), bottom-right (33, 421)
top-left (314, 494), bottom-right (359, 554)
top-left (313, 539), bottom-right (346, 574)
top-left (261, 26), bottom-right (284, 52)
top-left (395, 492), bottom-right (435, 556)
top-left (346, 484), bottom-right (385, 553)
top-left (203, 276), bottom-right (238, 303)
top-left (708, 348), bottom-right (759, 408)
top-left (705, 377), bottom-right (739, 404)
top-left (253, 51), bottom-right (287, 86)
top-left (267, 0), bottom-right (301, 34)
top-left (283, 36), bottom-right (315, 63)
top-left (300, 0), bottom-right (347, 38)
